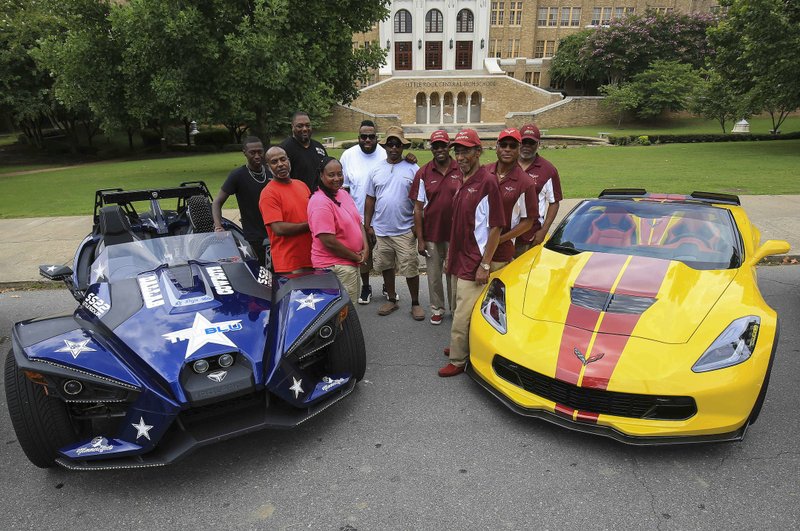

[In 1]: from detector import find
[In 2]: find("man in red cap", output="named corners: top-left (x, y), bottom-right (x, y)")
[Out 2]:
top-left (515, 123), bottom-right (563, 256)
top-left (409, 130), bottom-right (463, 325)
top-left (485, 128), bottom-right (538, 266)
top-left (438, 129), bottom-right (505, 377)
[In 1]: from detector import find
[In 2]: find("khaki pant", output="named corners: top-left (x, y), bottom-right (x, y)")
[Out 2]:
top-left (331, 264), bottom-right (361, 303)
top-left (425, 241), bottom-right (452, 312)
top-left (374, 232), bottom-right (419, 277)
top-left (448, 261), bottom-right (507, 367)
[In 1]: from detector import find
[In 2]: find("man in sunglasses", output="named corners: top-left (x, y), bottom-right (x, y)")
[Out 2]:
top-left (438, 129), bottom-right (504, 378)
top-left (409, 130), bottom-right (462, 326)
top-left (485, 128), bottom-right (538, 266)
top-left (363, 126), bottom-right (423, 320)
top-left (515, 123), bottom-right (562, 256)
top-left (341, 120), bottom-right (385, 304)
top-left (341, 120), bottom-right (418, 305)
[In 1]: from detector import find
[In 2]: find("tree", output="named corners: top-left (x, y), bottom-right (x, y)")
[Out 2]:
top-left (690, 70), bottom-right (740, 133)
top-left (222, 0), bottom-right (389, 142)
top-left (600, 61), bottom-right (701, 122)
top-left (708, 0), bottom-right (800, 133)
top-left (599, 83), bottom-right (641, 127)
top-left (550, 10), bottom-right (714, 89)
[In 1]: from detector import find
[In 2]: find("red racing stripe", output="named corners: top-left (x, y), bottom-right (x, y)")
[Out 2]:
top-left (554, 253), bottom-right (628, 385)
top-left (554, 403), bottom-right (575, 418)
top-left (581, 256), bottom-right (670, 390)
top-left (575, 410), bottom-right (599, 423)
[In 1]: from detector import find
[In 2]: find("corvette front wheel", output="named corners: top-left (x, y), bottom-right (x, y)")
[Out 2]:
top-left (326, 303), bottom-right (367, 381)
top-left (4, 350), bottom-right (78, 468)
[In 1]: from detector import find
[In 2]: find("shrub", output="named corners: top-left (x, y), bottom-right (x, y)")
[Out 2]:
top-left (636, 135), bottom-right (651, 146)
top-left (340, 141), bottom-right (358, 149)
top-left (608, 131), bottom-right (800, 146)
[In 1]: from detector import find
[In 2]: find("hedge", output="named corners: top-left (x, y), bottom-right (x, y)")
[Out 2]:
top-left (609, 131), bottom-right (800, 145)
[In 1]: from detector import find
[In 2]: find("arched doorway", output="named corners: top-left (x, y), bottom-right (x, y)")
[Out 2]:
top-left (456, 92), bottom-right (468, 123)
top-left (470, 91), bottom-right (482, 123)
top-left (443, 92), bottom-right (454, 124)
top-left (430, 92), bottom-right (441, 124)
top-left (416, 92), bottom-right (427, 124)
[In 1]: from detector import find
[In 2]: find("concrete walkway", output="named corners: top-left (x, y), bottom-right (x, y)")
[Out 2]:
top-left (1, 198), bottom-right (798, 284)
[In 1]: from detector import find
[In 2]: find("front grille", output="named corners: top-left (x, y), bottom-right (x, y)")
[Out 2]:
top-left (493, 355), bottom-right (696, 420)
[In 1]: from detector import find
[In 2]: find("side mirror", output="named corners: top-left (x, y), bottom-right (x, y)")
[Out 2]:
top-left (750, 239), bottom-right (791, 265)
top-left (40, 264), bottom-right (73, 281)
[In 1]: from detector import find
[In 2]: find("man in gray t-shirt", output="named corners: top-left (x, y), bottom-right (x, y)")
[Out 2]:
top-left (363, 126), bottom-right (424, 321)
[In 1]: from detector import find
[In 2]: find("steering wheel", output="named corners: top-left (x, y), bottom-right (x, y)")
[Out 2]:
top-left (665, 236), bottom-right (715, 253)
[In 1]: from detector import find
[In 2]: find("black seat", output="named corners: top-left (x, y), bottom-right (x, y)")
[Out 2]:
top-left (98, 206), bottom-right (139, 247)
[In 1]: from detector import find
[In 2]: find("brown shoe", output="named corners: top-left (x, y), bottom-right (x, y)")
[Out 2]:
top-left (378, 301), bottom-right (399, 316)
top-left (411, 305), bottom-right (425, 321)
top-left (438, 363), bottom-right (464, 377)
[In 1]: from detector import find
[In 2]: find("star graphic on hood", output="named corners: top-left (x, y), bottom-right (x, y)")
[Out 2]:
top-left (55, 339), bottom-right (96, 359)
top-left (131, 416), bottom-right (154, 440)
top-left (162, 313), bottom-right (241, 358)
top-left (295, 293), bottom-right (324, 311)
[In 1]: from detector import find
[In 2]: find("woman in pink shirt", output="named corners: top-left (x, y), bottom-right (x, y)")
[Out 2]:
top-left (308, 157), bottom-right (370, 302)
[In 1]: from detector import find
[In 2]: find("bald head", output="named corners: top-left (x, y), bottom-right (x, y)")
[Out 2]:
top-left (266, 146), bottom-right (291, 181)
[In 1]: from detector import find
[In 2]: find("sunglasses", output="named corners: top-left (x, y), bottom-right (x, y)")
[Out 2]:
top-left (360, 134), bottom-right (377, 140)
top-left (385, 141), bottom-right (403, 148)
top-left (497, 141), bottom-right (520, 149)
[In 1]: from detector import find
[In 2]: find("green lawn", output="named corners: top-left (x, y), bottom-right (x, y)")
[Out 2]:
top-left (1, 139), bottom-right (799, 218)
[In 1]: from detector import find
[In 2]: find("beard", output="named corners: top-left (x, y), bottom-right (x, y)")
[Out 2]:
top-left (360, 142), bottom-right (378, 154)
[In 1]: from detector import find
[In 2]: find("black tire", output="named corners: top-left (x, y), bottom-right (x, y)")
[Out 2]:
top-left (4, 350), bottom-right (78, 468)
top-left (187, 195), bottom-right (214, 233)
top-left (326, 303), bottom-right (367, 381)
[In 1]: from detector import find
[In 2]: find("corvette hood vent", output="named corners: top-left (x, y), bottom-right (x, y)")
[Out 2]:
top-left (571, 287), bottom-right (656, 315)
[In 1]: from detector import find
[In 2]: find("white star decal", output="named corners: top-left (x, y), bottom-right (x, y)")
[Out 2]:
top-left (295, 293), bottom-right (324, 310)
top-left (162, 313), bottom-right (242, 358)
top-left (131, 417), bottom-right (153, 440)
top-left (46, 265), bottom-right (57, 273)
top-left (55, 339), bottom-right (96, 359)
top-left (92, 261), bottom-right (107, 280)
top-left (238, 242), bottom-right (252, 258)
top-left (290, 377), bottom-right (304, 398)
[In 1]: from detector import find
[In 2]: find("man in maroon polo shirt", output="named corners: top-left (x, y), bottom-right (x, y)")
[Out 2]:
top-left (438, 129), bottom-right (505, 378)
top-left (484, 128), bottom-right (538, 266)
top-left (410, 129), bottom-right (463, 325)
top-left (515, 123), bottom-right (563, 257)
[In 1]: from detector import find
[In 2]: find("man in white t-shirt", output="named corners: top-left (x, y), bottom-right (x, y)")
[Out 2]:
top-left (341, 120), bottom-right (385, 304)
top-left (363, 126), bottom-right (423, 321)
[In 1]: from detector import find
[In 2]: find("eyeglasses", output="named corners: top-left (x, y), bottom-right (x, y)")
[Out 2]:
top-left (385, 141), bottom-right (403, 148)
top-left (360, 134), bottom-right (377, 140)
top-left (497, 141), bottom-right (520, 149)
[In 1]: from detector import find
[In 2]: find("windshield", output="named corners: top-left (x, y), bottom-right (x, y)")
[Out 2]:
top-left (545, 200), bottom-right (742, 270)
top-left (90, 232), bottom-right (245, 283)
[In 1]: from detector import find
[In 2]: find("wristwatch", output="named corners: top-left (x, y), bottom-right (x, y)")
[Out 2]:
top-left (479, 262), bottom-right (491, 271)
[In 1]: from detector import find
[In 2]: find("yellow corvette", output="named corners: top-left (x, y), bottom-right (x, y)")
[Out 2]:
top-left (468, 190), bottom-right (790, 444)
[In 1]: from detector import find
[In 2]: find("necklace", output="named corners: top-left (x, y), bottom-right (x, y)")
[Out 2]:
top-left (248, 165), bottom-right (267, 184)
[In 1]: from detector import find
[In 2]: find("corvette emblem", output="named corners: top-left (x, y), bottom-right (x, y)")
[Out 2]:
top-left (207, 370), bottom-right (227, 382)
top-left (574, 347), bottom-right (604, 366)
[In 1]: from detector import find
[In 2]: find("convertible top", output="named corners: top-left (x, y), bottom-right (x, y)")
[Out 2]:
top-left (598, 189), bottom-right (741, 206)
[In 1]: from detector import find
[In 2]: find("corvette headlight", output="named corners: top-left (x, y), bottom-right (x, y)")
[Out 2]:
top-left (692, 316), bottom-right (760, 373)
top-left (480, 279), bottom-right (507, 334)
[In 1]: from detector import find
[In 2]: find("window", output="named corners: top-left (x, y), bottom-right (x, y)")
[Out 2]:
top-left (535, 40), bottom-right (555, 58)
top-left (507, 71), bottom-right (514, 77)
top-left (394, 10), bottom-right (412, 33)
top-left (395, 41), bottom-right (412, 70)
top-left (508, 2), bottom-right (523, 26)
top-left (489, 39), bottom-right (502, 58)
top-left (614, 7), bottom-right (634, 19)
top-left (524, 71), bottom-right (532, 84)
top-left (561, 7), bottom-right (581, 27)
top-left (508, 39), bottom-right (520, 57)
top-left (538, 7), bottom-right (558, 27)
top-left (426, 9), bottom-right (443, 33)
top-left (654, 7), bottom-right (674, 14)
top-left (533, 72), bottom-right (541, 86)
top-left (491, 2), bottom-right (505, 26)
top-left (591, 7), bottom-right (612, 26)
top-left (456, 9), bottom-right (474, 32)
